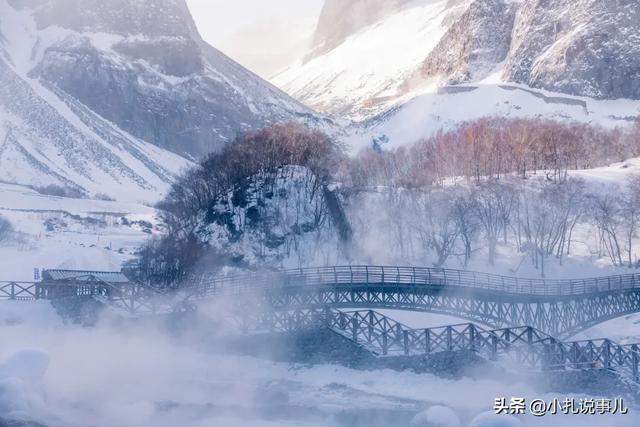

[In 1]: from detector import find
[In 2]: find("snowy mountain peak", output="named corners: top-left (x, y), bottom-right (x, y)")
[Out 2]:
top-left (308, 0), bottom-right (410, 60)
top-left (30, 0), bottom-right (200, 39)
top-left (274, 0), bottom-right (640, 121)
top-left (0, 0), bottom-right (332, 202)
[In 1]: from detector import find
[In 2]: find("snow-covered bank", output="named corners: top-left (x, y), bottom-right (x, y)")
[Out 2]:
top-left (0, 300), bottom-right (637, 427)
top-left (0, 183), bottom-right (160, 280)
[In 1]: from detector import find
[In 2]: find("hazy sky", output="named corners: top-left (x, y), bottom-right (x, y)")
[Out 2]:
top-left (186, 0), bottom-right (324, 78)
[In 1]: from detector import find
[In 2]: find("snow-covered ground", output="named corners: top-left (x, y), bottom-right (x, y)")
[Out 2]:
top-left (0, 183), bottom-right (160, 280)
top-left (0, 300), bottom-right (637, 427)
top-left (346, 83), bottom-right (640, 154)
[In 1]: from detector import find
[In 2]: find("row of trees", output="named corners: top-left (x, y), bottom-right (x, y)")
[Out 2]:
top-left (363, 176), bottom-right (640, 276)
top-left (347, 117), bottom-right (640, 189)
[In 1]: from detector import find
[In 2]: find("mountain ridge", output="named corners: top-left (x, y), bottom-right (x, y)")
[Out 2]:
top-left (274, 0), bottom-right (640, 122)
top-left (0, 0), bottom-right (332, 202)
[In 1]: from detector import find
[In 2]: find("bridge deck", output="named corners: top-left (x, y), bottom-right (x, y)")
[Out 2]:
top-left (196, 266), bottom-right (640, 298)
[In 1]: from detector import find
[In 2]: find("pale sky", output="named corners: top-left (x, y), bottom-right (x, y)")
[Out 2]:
top-left (186, 0), bottom-right (324, 78)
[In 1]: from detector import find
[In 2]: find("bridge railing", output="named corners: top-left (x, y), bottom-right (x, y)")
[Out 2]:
top-left (0, 281), bottom-right (38, 300)
top-left (266, 308), bottom-right (640, 382)
top-left (193, 266), bottom-right (640, 298)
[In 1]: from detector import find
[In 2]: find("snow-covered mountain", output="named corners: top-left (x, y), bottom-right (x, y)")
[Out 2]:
top-left (274, 0), bottom-right (640, 123)
top-left (0, 0), bottom-right (330, 202)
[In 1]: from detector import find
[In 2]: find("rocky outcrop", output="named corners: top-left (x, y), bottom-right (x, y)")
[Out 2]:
top-left (420, 0), bottom-right (516, 84)
top-left (503, 0), bottom-right (640, 100)
top-left (7, 0), bottom-right (323, 160)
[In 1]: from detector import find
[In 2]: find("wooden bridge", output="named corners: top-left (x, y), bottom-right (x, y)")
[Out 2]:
top-left (190, 266), bottom-right (640, 338)
top-left (3, 265), bottom-right (640, 382)
top-left (3, 266), bottom-right (640, 337)
top-left (259, 308), bottom-right (640, 383)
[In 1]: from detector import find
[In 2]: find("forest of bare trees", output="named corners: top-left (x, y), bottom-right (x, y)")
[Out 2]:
top-left (358, 175), bottom-right (640, 277)
top-left (346, 117), bottom-right (640, 188)
top-left (139, 117), bottom-right (640, 283)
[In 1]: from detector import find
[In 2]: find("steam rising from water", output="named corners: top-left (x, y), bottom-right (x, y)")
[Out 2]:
top-left (0, 301), bottom-right (637, 427)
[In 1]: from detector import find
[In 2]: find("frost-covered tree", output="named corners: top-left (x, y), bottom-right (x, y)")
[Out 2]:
top-left (472, 181), bottom-right (517, 265)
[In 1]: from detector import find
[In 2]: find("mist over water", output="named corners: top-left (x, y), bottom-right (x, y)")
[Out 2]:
top-left (0, 300), bottom-right (637, 427)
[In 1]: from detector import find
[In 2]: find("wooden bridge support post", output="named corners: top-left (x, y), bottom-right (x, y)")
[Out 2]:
top-left (632, 345), bottom-right (639, 381)
top-left (368, 311), bottom-right (375, 340)
top-left (603, 340), bottom-right (611, 370)
top-left (351, 317), bottom-right (358, 343)
top-left (403, 330), bottom-right (409, 356)
top-left (557, 342), bottom-right (566, 370)
top-left (322, 306), bottom-right (332, 328)
top-left (425, 329), bottom-right (431, 354)
top-left (395, 324), bottom-right (403, 348)
top-left (446, 327), bottom-right (453, 351)
top-left (469, 325), bottom-right (476, 352)
top-left (382, 331), bottom-right (388, 355)
top-left (490, 335), bottom-right (498, 361)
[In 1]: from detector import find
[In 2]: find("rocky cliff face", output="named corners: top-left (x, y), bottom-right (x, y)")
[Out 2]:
top-left (5, 0), bottom-right (324, 160)
top-left (420, 0), bottom-right (640, 100)
top-left (419, 0), bottom-right (516, 84)
top-left (503, 0), bottom-right (640, 100)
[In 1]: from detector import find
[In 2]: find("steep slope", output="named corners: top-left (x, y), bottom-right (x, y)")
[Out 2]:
top-left (0, 0), bottom-right (193, 202)
top-left (274, 0), bottom-right (469, 119)
top-left (417, 0), bottom-right (516, 85)
top-left (503, 0), bottom-right (640, 100)
top-left (274, 0), bottom-right (640, 122)
top-left (308, 0), bottom-right (410, 59)
top-left (3, 0), bottom-right (326, 161)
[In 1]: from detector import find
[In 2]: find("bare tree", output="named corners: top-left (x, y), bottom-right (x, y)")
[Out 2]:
top-left (451, 189), bottom-right (479, 266)
top-left (516, 180), bottom-right (584, 276)
top-left (412, 190), bottom-right (459, 268)
top-left (588, 193), bottom-right (624, 266)
top-left (472, 181), bottom-right (517, 265)
top-left (620, 175), bottom-right (640, 267)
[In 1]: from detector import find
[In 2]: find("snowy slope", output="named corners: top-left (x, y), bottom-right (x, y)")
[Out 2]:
top-left (0, 0), bottom-right (193, 202)
top-left (7, 0), bottom-right (330, 159)
top-left (348, 83), bottom-right (640, 152)
top-left (274, 0), bottom-right (640, 126)
top-left (0, 182), bottom-right (161, 281)
top-left (273, 0), bottom-right (467, 120)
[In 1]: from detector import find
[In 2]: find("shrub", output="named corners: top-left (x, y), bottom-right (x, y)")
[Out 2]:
top-left (0, 214), bottom-right (13, 242)
top-left (35, 184), bottom-right (85, 199)
top-left (94, 193), bottom-right (115, 201)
